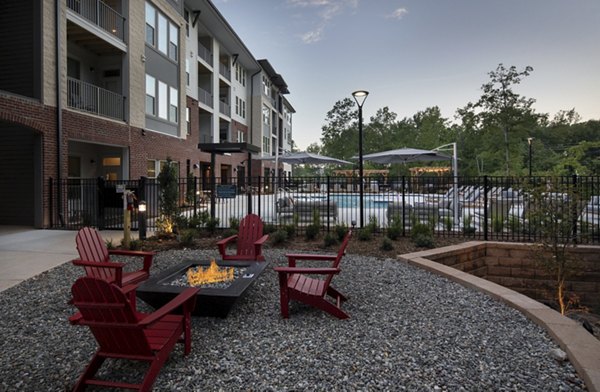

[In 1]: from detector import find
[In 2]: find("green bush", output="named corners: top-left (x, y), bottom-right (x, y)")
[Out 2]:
top-left (411, 221), bottom-right (434, 248)
top-left (271, 229), bottom-right (288, 245)
top-left (283, 224), bottom-right (296, 239)
top-left (229, 217), bottom-right (240, 231)
top-left (386, 225), bottom-right (401, 240)
top-left (305, 224), bottom-right (320, 240)
top-left (178, 229), bottom-right (196, 246)
top-left (335, 224), bottom-right (349, 241)
top-left (413, 233), bottom-right (435, 248)
top-left (462, 214), bottom-right (476, 236)
top-left (263, 223), bottom-right (277, 234)
top-left (174, 214), bottom-right (189, 230)
top-left (220, 228), bottom-right (237, 239)
top-left (358, 228), bottom-right (372, 241)
top-left (105, 239), bottom-right (115, 250)
top-left (444, 216), bottom-right (453, 232)
top-left (323, 232), bottom-right (338, 247)
top-left (205, 217), bottom-right (220, 235)
top-left (189, 211), bottom-right (209, 229)
top-left (492, 216), bottom-right (504, 233)
top-left (380, 237), bottom-right (394, 251)
top-left (367, 215), bottom-right (379, 233)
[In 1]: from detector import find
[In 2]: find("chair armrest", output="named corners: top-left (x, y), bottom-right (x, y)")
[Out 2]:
top-left (274, 267), bottom-right (340, 275)
top-left (72, 259), bottom-right (124, 285)
top-left (285, 253), bottom-right (336, 267)
top-left (217, 235), bottom-right (238, 257)
top-left (108, 249), bottom-right (155, 272)
top-left (254, 234), bottom-right (269, 246)
top-left (139, 287), bottom-right (199, 327)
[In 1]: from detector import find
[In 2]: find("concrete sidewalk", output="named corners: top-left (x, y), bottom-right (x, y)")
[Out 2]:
top-left (0, 226), bottom-right (125, 292)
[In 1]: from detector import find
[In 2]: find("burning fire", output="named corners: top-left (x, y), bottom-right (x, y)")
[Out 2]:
top-left (187, 259), bottom-right (234, 286)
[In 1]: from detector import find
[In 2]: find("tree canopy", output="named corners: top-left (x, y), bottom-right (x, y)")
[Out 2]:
top-left (307, 63), bottom-right (599, 177)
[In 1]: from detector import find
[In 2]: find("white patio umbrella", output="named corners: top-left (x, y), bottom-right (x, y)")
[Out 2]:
top-left (261, 151), bottom-right (351, 165)
top-left (358, 147), bottom-right (451, 164)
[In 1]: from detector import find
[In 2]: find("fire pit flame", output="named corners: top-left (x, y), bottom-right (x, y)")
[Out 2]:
top-left (187, 259), bottom-right (234, 286)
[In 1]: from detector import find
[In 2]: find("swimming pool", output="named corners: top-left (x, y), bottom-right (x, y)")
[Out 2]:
top-left (293, 193), bottom-right (427, 208)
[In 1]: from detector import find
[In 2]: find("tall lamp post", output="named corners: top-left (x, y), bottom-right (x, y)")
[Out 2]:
top-left (527, 137), bottom-right (533, 176)
top-left (352, 90), bottom-right (369, 228)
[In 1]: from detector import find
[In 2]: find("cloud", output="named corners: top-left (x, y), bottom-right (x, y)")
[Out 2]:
top-left (386, 7), bottom-right (408, 20)
top-left (289, 0), bottom-right (359, 44)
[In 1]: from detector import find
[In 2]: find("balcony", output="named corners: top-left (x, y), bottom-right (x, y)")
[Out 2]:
top-left (66, 0), bottom-right (125, 42)
top-left (219, 63), bottom-right (231, 81)
top-left (67, 77), bottom-right (124, 120)
top-left (219, 101), bottom-right (231, 117)
top-left (198, 88), bottom-right (213, 108)
top-left (197, 43), bottom-right (213, 65)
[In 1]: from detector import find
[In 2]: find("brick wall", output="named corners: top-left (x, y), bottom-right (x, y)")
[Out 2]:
top-left (426, 242), bottom-right (600, 312)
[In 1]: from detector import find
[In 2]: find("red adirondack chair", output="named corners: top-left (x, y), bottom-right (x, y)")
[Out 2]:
top-left (73, 227), bottom-right (155, 287)
top-left (274, 230), bottom-right (352, 319)
top-left (69, 276), bottom-right (198, 391)
top-left (217, 213), bottom-right (269, 261)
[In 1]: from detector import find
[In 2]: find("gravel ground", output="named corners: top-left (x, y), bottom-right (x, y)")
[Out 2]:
top-left (0, 248), bottom-right (586, 391)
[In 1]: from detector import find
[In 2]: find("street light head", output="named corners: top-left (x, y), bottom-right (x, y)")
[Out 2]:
top-left (352, 90), bottom-right (369, 107)
top-left (527, 137), bottom-right (534, 145)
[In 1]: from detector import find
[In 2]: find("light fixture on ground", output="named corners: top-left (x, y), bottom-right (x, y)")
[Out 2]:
top-left (527, 137), bottom-right (534, 176)
top-left (352, 90), bottom-right (369, 228)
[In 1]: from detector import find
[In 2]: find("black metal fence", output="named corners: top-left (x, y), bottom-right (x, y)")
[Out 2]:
top-left (49, 175), bottom-right (600, 244)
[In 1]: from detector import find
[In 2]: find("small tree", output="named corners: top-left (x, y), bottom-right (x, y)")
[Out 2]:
top-left (527, 178), bottom-right (582, 315)
top-left (157, 158), bottom-right (179, 234)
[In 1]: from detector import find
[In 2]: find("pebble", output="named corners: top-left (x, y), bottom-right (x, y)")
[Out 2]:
top-left (0, 248), bottom-right (587, 391)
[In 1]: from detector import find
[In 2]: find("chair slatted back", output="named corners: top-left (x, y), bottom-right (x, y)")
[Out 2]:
top-left (75, 227), bottom-right (116, 282)
top-left (324, 230), bottom-right (352, 290)
top-left (236, 214), bottom-right (263, 258)
top-left (71, 277), bottom-right (153, 356)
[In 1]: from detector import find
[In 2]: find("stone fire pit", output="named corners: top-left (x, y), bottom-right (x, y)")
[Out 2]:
top-left (136, 260), bottom-right (268, 318)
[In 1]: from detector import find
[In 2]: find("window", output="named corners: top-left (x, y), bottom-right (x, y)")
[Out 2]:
top-left (169, 87), bottom-right (178, 123)
top-left (262, 105), bottom-right (270, 125)
top-left (145, 74), bottom-right (156, 115)
top-left (147, 160), bottom-right (157, 178)
top-left (262, 136), bottom-right (270, 154)
top-left (185, 59), bottom-right (190, 86)
top-left (186, 107), bottom-right (191, 135)
top-left (158, 81), bottom-right (168, 119)
top-left (241, 100), bottom-right (246, 119)
top-left (184, 9), bottom-right (189, 37)
top-left (145, 3), bottom-right (155, 45)
top-left (169, 22), bottom-right (178, 61)
top-left (158, 14), bottom-right (167, 54)
top-left (235, 96), bottom-right (239, 116)
top-left (237, 130), bottom-right (245, 143)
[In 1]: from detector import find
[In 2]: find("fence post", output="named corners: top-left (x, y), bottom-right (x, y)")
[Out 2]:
top-left (326, 176), bottom-right (331, 233)
top-left (572, 174), bottom-right (578, 244)
top-left (138, 176), bottom-right (147, 239)
top-left (401, 175), bottom-right (406, 237)
top-left (483, 175), bottom-right (489, 241)
top-left (257, 176), bottom-right (261, 217)
top-left (193, 176), bottom-right (198, 217)
top-left (49, 177), bottom-right (54, 228)
top-left (97, 177), bottom-right (105, 230)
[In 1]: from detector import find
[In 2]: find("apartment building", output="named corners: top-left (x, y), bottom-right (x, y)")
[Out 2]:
top-left (0, 0), bottom-right (293, 228)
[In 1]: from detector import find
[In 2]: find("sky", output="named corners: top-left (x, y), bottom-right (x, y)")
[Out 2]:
top-left (215, 0), bottom-right (600, 150)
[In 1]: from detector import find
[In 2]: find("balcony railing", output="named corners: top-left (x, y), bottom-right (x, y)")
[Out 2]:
top-left (198, 88), bottom-right (213, 107)
top-left (219, 63), bottom-right (231, 80)
top-left (67, 0), bottom-right (125, 42)
top-left (67, 77), bottom-right (124, 120)
top-left (219, 101), bottom-right (231, 117)
top-left (197, 43), bottom-right (213, 65)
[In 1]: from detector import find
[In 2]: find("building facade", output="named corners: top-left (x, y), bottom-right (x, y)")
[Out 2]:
top-left (0, 0), bottom-right (293, 227)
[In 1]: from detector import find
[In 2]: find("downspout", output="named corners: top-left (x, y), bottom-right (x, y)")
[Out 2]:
top-left (55, 0), bottom-right (64, 226)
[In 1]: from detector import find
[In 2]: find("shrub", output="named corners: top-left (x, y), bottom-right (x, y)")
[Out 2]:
top-left (157, 157), bottom-right (179, 234)
top-left (367, 215), bottom-right (379, 233)
top-left (174, 214), bottom-right (189, 230)
top-left (462, 214), bottom-right (476, 236)
top-left (323, 232), bottom-right (338, 247)
top-left (411, 221), bottom-right (434, 248)
top-left (220, 228), bottom-right (237, 239)
top-left (305, 224), bottom-right (320, 240)
top-left (386, 225), bottom-right (401, 240)
top-left (271, 229), bottom-right (288, 245)
top-left (380, 237), bottom-right (394, 251)
top-left (229, 217), bottom-right (240, 231)
top-left (189, 211), bottom-right (209, 229)
top-left (283, 224), bottom-right (296, 239)
top-left (358, 228), bottom-right (372, 241)
top-left (263, 223), bottom-right (277, 234)
top-left (335, 224), bottom-right (349, 241)
top-left (105, 239), bottom-right (115, 250)
top-left (492, 216), bottom-right (504, 233)
top-left (413, 233), bottom-right (435, 248)
top-left (205, 217), bottom-right (220, 235)
top-left (444, 216), bottom-right (453, 232)
top-left (178, 229), bottom-right (196, 247)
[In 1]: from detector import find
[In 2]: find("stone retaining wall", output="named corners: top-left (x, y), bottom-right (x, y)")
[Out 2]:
top-left (424, 242), bottom-right (600, 312)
